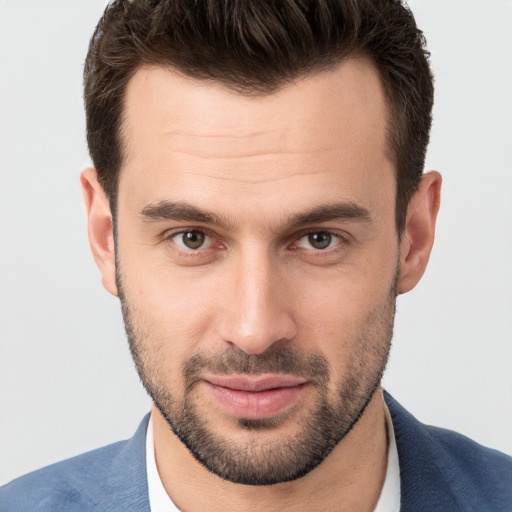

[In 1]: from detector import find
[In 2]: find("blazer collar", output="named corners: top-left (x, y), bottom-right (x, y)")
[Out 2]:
top-left (384, 391), bottom-right (462, 512)
top-left (86, 412), bottom-right (151, 512)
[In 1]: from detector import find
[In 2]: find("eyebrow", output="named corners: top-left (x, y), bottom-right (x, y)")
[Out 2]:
top-left (140, 201), bottom-right (233, 229)
top-left (140, 200), bottom-right (371, 230)
top-left (286, 202), bottom-right (371, 229)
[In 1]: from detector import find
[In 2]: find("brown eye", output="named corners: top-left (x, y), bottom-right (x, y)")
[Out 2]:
top-left (173, 230), bottom-right (209, 250)
top-left (307, 232), bottom-right (332, 250)
top-left (294, 231), bottom-right (344, 252)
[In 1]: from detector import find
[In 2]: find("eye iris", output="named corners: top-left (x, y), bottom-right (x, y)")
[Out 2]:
top-left (308, 232), bottom-right (331, 249)
top-left (182, 231), bottom-right (205, 249)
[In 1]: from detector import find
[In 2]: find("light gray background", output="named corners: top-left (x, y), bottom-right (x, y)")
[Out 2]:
top-left (1, 0), bottom-right (511, 485)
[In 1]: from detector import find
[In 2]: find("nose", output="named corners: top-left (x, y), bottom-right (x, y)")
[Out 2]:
top-left (217, 247), bottom-right (297, 355)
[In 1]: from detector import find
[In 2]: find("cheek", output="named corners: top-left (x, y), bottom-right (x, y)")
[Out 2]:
top-left (119, 253), bottom-right (222, 368)
top-left (294, 262), bottom-right (391, 326)
top-left (294, 283), bottom-right (371, 352)
top-left (291, 265), bottom-right (395, 371)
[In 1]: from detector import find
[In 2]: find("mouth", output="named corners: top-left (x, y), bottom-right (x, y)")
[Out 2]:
top-left (202, 374), bottom-right (309, 420)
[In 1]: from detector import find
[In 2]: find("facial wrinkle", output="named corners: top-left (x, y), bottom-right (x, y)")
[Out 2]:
top-left (182, 168), bottom-right (344, 185)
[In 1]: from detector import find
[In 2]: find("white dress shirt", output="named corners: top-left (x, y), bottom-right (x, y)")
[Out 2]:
top-left (146, 405), bottom-right (400, 512)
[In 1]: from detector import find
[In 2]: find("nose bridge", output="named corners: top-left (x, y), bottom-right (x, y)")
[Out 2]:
top-left (220, 243), bottom-right (296, 354)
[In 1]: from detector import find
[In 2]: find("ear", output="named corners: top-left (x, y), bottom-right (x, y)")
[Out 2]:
top-left (80, 168), bottom-right (118, 297)
top-left (398, 171), bottom-right (442, 294)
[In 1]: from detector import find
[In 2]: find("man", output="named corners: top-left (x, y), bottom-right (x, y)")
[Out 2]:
top-left (1, 0), bottom-right (510, 510)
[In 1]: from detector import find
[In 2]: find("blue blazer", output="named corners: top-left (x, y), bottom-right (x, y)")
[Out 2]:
top-left (1, 392), bottom-right (511, 511)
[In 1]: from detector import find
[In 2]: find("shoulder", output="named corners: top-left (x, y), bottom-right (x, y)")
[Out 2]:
top-left (426, 422), bottom-right (512, 479)
top-left (0, 441), bottom-right (127, 512)
top-left (421, 427), bottom-right (512, 511)
top-left (0, 415), bottom-right (150, 512)
top-left (385, 391), bottom-right (512, 511)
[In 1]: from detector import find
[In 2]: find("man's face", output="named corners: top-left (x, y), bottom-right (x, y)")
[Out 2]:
top-left (115, 58), bottom-right (399, 484)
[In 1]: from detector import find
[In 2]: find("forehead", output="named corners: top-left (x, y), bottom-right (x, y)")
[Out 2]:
top-left (119, 58), bottom-right (394, 220)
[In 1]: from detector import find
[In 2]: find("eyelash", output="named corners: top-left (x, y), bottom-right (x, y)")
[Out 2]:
top-left (165, 229), bottom-right (220, 258)
top-left (163, 228), bottom-right (350, 258)
top-left (290, 230), bottom-right (348, 255)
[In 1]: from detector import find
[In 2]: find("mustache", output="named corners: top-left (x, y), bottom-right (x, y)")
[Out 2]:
top-left (183, 345), bottom-right (330, 382)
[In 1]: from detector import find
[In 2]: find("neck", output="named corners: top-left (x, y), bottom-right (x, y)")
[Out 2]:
top-left (151, 387), bottom-right (388, 512)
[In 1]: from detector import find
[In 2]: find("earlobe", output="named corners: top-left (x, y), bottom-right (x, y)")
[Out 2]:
top-left (80, 168), bottom-right (118, 297)
top-left (398, 171), bottom-right (442, 294)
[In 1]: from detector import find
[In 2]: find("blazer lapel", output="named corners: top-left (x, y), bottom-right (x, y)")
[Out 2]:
top-left (85, 413), bottom-right (151, 512)
top-left (385, 392), bottom-right (461, 512)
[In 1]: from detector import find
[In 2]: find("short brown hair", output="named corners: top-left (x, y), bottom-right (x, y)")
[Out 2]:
top-left (84, 0), bottom-right (433, 233)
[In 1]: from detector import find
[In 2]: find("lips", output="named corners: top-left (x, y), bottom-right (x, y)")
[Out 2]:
top-left (202, 374), bottom-right (308, 419)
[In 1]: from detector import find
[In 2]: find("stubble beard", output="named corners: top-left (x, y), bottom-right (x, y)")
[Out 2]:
top-left (117, 265), bottom-right (397, 486)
